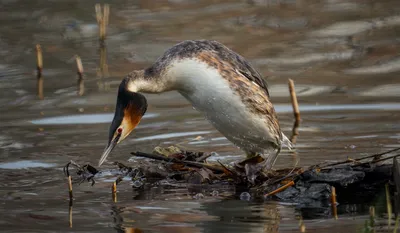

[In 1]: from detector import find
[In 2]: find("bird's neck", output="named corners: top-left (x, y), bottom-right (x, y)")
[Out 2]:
top-left (126, 69), bottom-right (173, 94)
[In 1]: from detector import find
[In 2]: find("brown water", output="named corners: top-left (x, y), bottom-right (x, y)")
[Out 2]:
top-left (0, 0), bottom-right (400, 232)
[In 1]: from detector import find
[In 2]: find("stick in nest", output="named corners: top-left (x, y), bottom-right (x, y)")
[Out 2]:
top-left (264, 180), bottom-right (295, 197)
top-left (131, 151), bottom-right (226, 173)
top-left (319, 147), bottom-right (400, 169)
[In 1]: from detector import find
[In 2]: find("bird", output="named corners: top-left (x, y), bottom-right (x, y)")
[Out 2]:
top-left (98, 40), bottom-right (292, 168)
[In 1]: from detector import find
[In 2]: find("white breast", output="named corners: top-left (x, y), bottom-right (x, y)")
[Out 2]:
top-left (166, 58), bottom-right (277, 154)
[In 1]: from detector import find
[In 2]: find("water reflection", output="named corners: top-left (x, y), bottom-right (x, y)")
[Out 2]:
top-left (110, 200), bottom-right (281, 233)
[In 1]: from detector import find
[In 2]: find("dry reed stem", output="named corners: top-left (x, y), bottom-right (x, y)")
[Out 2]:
top-left (69, 204), bottom-right (73, 228)
top-left (36, 44), bottom-right (43, 73)
top-left (112, 181), bottom-right (117, 203)
top-left (68, 175), bottom-right (73, 227)
top-left (95, 4), bottom-right (109, 42)
top-left (75, 55), bottom-right (84, 96)
top-left (288, 79), bottom-right (300, 122)
top-left (95, 4), bottom-right (102, 23)
top-left (99, 44), bottom-right (108, 75)
top-left (299, 217), bottom-right (306, 233)
top-left (300, 223), bottom-right (306, 233)
top-left (37, 77), bottom-right (43, 100)
top-left (265, 180), bottom-right (295, 197)
top-left (394, 215), bottom-right (399, 233)
top-left (386, 183), bottom-right (392, 226)
top-left (369, 206), bottom-right (375, 232)
top-left (75, 55), bottom-right (84, 74)
top-left (288, 79), bottom-right (300, 143)
top-left (102, 4), bottom-right (109, 40)
top-left (68, 175), bottom-right (73, 200)
top-left (331, 186), bottom-right (338, 219)
top-left (36, 44), bottom-right (44, 99)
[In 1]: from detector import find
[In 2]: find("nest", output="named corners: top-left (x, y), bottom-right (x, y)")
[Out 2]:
top-left (64, 146), bottom-right (400, 209)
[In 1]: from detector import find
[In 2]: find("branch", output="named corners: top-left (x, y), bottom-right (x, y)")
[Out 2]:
top-left (131, 151), bottom-right (226, 173)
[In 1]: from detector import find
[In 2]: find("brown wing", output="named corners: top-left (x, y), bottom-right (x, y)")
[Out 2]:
top-left (150, 40), bottom-right (270, 96)
top-left (205, 40), bottom-right (270, 97)
top-left (233, 57), bottom-right (270, 97)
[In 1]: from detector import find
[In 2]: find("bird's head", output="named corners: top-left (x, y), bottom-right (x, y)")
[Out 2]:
top-left (98, 76), bottom-right (147, 166)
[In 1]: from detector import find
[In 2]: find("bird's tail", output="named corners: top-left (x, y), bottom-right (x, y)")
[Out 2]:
top-left (281, 133), bottom-right (294, 150)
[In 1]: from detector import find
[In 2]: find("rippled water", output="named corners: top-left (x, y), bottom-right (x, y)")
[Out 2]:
top-left (0, 0), bottom-right (399, 232)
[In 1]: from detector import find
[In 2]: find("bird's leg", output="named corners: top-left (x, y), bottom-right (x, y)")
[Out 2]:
top-left (245, 148), bottom-right (280, 170)
top-left (263, 148), bottom-right (281, 170)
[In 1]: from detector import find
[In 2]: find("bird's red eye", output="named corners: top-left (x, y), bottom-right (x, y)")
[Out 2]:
top-left (117, 128), bottom-right (123, 134)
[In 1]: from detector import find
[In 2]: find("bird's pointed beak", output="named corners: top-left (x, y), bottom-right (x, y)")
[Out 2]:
top-left (98, 130), bottom-right (122, 167)
top-left (98, 79), bottom-right (147, 167)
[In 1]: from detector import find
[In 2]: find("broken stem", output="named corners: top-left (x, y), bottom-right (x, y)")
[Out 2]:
top-left (299, 218), bottom-right (306, 233)
top-left (36, 44), bottom-right (42, 75)
top-left (76, 55), bottom-right (84, 74)
top-left (264, 180), bottom-right (295, 197)
top-left (394, 215), bottom-right (399, 233)
top-left (95, 4), bottom-right (109, 43)
top-left (36, 44), bottom-right (43, 99)
top-left (69, 202), bottom-right (73, 228)
top-left (331, 186), bottom-right (338, 220)
top-left (112, 181), bottom-right (117, 203)
top-left (288, 79), bottom-right (300, 143)
top-left (95, 4), bottom-right (102, 24)
top-left (369, 206), bottom-right (375, 231)
top-left (386, 183), bottom-right (392, 226)
top-left (68, 175), bottom-right (73, 200)
top-left (98, 42), bottom-right (108, 83)
top-left (131, 151), bottom-right (226, 173)
top-left (102, 4), bottom-right (109, 41)
top-left (75, 55), bottom-right (84, 96)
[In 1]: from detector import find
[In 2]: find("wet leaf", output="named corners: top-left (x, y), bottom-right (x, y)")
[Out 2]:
top-left (196, 168), bottom-right (214, 182)
top-left (244, 163), bottom-right (263, 185)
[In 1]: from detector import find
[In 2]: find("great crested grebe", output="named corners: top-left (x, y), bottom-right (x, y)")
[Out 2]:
top-left (98, 40), bottom-right (292, 168)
